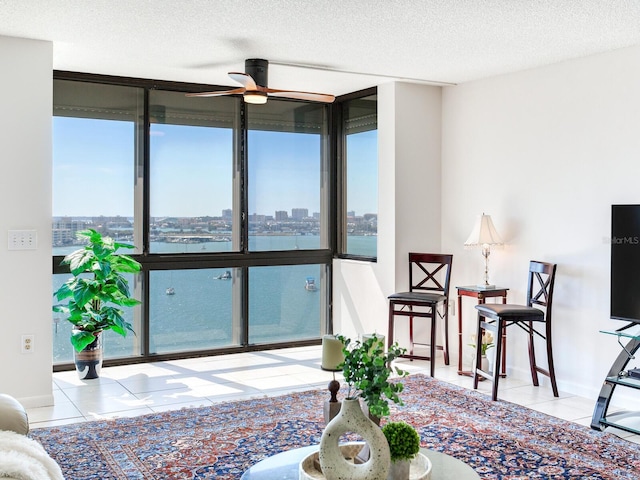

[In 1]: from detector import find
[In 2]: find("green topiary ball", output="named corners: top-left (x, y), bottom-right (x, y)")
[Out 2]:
top-left (382, 421), bottom-right (420, 462)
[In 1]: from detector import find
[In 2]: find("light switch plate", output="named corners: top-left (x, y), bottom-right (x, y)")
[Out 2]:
top-left (8, 230), bottom-right (37, 250)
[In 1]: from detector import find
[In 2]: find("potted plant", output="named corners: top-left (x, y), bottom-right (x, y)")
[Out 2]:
top-left (319, 334), bottom-right (407, 480)
top-left (337, 334), bottom-right (409, 421)
top-left (382, 421), bottom-right (421, 479)
top-left (469, 332), bottom-right (495, 372)
top-left (52, 229), bottom-right (141, 379)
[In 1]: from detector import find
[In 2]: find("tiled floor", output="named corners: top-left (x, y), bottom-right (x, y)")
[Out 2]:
top-left (27, 345), bottom-right (640, 444)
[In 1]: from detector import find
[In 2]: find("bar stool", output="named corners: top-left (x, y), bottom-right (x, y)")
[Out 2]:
top-left (388, 253), bottom-right (453, 377)
top-left (473, 260), bottom-right (558, 400)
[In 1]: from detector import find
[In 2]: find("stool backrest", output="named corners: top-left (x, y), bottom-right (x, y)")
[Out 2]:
top-left (408, 253), bottom-right (453, 297)
top-left (527, 261), bottom-right (557, 319)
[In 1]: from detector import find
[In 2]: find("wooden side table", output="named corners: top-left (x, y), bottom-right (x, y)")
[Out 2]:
top-left (456, 285), bottom-right (509, 377)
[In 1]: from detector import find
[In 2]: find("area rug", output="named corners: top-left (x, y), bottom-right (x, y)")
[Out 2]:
top-left (30, 374), bottom-right (640, 479)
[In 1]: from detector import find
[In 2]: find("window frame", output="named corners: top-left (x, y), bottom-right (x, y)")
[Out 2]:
top-left (52, 71), bottom-right (335, 370)
top-left (334, 87), bottom-right (378, 262)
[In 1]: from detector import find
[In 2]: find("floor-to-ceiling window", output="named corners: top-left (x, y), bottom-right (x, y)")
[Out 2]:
top-left (338, 90), bottom-right (378, 259)
top-left (52, 80), bottom-right (144, 363)
top-left (145, 91), bottom-right (242, 355)
top-left (246, 100), bottom-right (329, 343)
top-left (52, 74), bottom-right (335, 368)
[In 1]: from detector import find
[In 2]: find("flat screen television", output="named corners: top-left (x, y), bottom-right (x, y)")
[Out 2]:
top-left (611, 204), bottom-right (640, 324)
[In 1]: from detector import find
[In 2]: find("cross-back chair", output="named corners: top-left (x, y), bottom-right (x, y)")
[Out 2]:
top-left (387, 253), bottom-right (453, 377)
top-left (473, 260), bottom-right (558, 400)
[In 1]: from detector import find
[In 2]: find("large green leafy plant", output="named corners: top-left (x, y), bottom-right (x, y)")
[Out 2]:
top-left (53, 229), bottom-right (142, 352)
top-left (337, 333), bottom-right (409, 419)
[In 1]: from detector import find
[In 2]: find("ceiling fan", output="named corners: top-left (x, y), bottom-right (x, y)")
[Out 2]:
top-left (186, 59), bottom-right (335, 104)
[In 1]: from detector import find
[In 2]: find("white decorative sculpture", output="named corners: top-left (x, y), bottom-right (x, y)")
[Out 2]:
top-left (319, 398), bottom-right (390, 480)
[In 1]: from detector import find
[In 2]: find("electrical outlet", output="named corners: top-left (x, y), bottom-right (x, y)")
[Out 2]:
top-left (21, 335), bottom-right (34, 354)
top-left (8, 230), bottom-right (38, 250)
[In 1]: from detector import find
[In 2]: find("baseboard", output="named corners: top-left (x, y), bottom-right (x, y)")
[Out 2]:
top-left (505, 365), bottom-right (598, 404)
top-left (17, 394), bottom-right (55, 409)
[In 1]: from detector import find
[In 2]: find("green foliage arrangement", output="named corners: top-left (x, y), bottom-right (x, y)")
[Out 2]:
top-left (52, 229), bottom-right (142, 352)
top-left (382, 421), bottom-right (421, 462)
top-left (337, 333), bottom-right (409, 419)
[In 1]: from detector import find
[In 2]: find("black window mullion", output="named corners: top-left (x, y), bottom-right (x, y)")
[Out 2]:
top-left (142, 88), bottom-right (151, 255)
top-left (239, 99), bottom-right (249, 346)
top-left (141, 87), bottom-right (152, 356)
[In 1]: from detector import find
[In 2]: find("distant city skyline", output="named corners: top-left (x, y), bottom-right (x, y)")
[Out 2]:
top-left (52, 206), bottom-right (378, 222)
top-left (53, 117), bottom-right (377, 217)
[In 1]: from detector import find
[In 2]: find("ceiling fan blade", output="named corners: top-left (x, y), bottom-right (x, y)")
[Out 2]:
top-left (229, 72), bottom-right (258, 90)
top-left (185, 88), bottom-right (246, 98)
top-left (187, 60), bottom-right (335, 104)
top-left (266, 88), bottom-right (335, 103)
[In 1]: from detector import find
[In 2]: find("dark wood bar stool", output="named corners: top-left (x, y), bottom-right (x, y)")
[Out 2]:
top-left (388, 253), bottom-right (453, 377)
top-left (473, 260), bottom-right (558, 400)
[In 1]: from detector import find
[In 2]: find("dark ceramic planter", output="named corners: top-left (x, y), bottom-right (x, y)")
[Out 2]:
top-left (73, 331), bottom-right (103, 380)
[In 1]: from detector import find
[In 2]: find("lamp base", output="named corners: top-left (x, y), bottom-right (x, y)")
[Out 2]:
top-left (324, 378), bottom-right (341, 424)
top-left (476, 283), bottom-right (496, 289)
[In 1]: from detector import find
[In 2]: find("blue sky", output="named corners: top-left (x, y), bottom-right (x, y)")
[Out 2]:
top-left (53, 117), bottom-right (377, 218)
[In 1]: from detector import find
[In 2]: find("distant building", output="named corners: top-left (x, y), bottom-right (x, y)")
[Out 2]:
top-left (291, 208), bottom-right (308, 220)
top-left (275, 211), bottom-right (289, 221)
top-left (52, 217), bottom-right (91, 246)
top-left (222, 209), bottom-right (232, 220)
top-left (313, 212), bottom-right (320, 219)
top-left (249, 213), bottom-right (267, 223)
top-left (347, 211), bottom-right (356, 218)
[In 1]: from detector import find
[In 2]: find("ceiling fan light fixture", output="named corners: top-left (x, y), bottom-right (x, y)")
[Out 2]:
top-left (187, 59), bottom-right (334, 104)
top-left (243, 91), bottom-right (268, 104)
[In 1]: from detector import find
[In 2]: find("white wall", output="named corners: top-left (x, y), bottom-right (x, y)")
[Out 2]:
top-left (333, 82), bottom-right (442, 346)
top-left (3, 31), bottom-right (637, 410)
top-left (0, 36), bottom-right (54, 407)
top-left (441, 44), bottom-right (640, 405)
top-left (335, 44), bottom-right (640, 409)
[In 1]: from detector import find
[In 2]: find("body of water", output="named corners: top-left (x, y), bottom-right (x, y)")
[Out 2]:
top-left (52, 235), bottom-right (376, 363)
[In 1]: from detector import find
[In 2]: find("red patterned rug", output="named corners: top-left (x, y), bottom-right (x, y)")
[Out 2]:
top-left (30, 374), bottom-right (640, 479)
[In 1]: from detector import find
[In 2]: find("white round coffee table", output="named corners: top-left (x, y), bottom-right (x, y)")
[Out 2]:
top-left (241, 445), bottom-right (479, 479)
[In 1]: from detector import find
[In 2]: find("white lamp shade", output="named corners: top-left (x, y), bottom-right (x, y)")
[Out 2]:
top-left (362, 333), bottom-right (385, 351)
top-left (464, 214), bottom-right (503, 246)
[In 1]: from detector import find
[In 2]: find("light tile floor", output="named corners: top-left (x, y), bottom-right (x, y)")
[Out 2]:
top-left (28, 345), bottom-right (640, 444)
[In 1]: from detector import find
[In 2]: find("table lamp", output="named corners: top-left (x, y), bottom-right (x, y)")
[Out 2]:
top-left (361, 333), bottom-right (385, 352)
top-left (464, 213), bottom-right (503, 289)
top-left (321, 334), bottom-right (345, 424)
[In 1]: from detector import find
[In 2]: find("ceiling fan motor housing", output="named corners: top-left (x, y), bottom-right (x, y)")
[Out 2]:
top-left (245, 58), bottom-right (268, 87)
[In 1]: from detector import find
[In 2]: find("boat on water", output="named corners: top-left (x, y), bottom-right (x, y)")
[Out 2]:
top-left (305, 277), bottom-right (317, 291)
top-left (166, 287), bottom-right (175, 295)
top-left (215, 270), bottom-right (232, 280)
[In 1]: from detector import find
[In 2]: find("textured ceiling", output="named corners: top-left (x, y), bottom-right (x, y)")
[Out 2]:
top-left (2, 1), bottom-right (640, 96)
